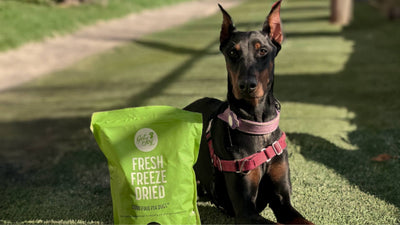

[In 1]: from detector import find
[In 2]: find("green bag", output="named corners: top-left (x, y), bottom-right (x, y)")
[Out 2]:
top-left (90, 106), bottom-right (202, 224)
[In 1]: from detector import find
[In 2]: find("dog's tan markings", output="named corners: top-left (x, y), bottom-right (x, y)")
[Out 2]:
top-left (227, 67), bottom-right (241, 100)
top-left (258, 61), bottom-right (273, 99)
top-left (248, 98), bottom-right (259, 107)
top-left (261, 64), bottom-right (271, 89)
top-left (246, 166), bottom-right (262, 187)
top-left (268, 160), bottom-right (287, 182)
top-left (269, 61), bottom-right (274, 72)
top-left (256, 69), bottom-right (269, 95)
top-left (234, 43), bottom-right (241, 51)
top-left (248, 67), bottom-right (270, 107)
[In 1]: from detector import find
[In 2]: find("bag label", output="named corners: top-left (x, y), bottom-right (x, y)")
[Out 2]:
top-left (134, 128), bottom-right (158, 152)
top-left (131, 155), bottom-right (166, 200)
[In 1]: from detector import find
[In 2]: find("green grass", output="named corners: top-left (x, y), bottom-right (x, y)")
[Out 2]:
top-left (0, 0), bottom-right (191, 52)
top-left (1, 0), bottom-right (400, 224)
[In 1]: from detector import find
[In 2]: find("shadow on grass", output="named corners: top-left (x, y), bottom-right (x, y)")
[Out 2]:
top-left (288, 131), bottom-right (400, 208)
top-left (127, 38), bottom-right (219, 107)
top-left (275, 2), bottom-right (400, 208)
top-left (258, 15), bottom-right (400, 221)
top-left (0, 33), bottom-right (221, 225)
top-left (197, 199), bottom-right (235, 224)
top-left (0, 117), bottom-right (113, 222)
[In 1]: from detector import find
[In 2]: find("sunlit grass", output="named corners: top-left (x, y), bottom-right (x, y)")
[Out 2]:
top-left (0, 0), bottom-right (192, 51)
top-left (0, 0), bottom-right (399, 224)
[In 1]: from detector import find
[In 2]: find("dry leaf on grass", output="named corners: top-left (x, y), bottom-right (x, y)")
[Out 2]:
top-left (371, 153), bottom-right (395, 162)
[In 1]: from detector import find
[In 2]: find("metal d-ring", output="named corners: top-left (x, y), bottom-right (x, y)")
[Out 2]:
top-left (236, 159), bottom-right (250, 174)
top-left (217, 157), bottom-right (223, 172)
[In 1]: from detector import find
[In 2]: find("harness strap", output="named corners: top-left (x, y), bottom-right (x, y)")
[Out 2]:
top-left (206, 126), bottom-right (286, 173)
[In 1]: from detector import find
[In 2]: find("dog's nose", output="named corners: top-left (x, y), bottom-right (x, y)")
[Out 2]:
top-left (239, 78), bottom-right (257, 93)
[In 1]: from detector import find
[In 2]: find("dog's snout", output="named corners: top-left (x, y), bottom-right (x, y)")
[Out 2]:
top-left (238, 77), bottom-right (257, 93)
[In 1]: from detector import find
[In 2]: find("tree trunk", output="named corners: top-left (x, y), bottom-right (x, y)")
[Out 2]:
top-left (330, 0), bottom-right (353, 25)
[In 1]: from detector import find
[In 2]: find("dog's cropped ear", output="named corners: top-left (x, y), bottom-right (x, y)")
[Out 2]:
top-left (218, 4), bottom-right (235, 47)
top-left (262, 0), bottom-right (283, 48)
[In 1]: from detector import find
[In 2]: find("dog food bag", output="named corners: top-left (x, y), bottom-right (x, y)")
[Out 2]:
top-left (90, 106), bottom-right (202, 224)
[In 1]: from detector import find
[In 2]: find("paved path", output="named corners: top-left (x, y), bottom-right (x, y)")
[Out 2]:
top-left (0, 0), bottom-right (243, 92)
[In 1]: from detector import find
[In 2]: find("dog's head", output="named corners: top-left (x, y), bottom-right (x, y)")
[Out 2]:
top-left (219, 0), bottom-right (283, 107)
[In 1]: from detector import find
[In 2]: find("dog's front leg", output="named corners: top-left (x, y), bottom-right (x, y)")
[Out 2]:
top-left (267, 155), bottom-right (313, 224)
top-left (224, 168), bottom-right (276, 224)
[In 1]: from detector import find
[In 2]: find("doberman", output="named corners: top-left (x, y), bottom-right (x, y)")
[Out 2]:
top-left (184, 1), bottom-right (313, 224)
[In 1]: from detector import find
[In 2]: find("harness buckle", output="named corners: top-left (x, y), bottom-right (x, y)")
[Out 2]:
top-left (235, 159), bottom-right (249, 174)
top-left (272, 141), bottom-right (283, 155)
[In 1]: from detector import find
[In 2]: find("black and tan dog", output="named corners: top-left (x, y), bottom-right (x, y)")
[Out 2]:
top-left (185, 1), bottom-right (313, 224)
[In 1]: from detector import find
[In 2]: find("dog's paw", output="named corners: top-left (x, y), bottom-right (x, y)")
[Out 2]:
top-left (284, 217), bottom-right (314, 225)
top-left (235, 215), bottom-right (276, 224)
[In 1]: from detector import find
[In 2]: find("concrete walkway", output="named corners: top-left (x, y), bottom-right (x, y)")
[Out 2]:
top-left (0, 0), bottom-right (243, 92)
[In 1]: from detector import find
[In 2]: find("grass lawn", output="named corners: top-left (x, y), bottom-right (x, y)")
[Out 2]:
top-left (1, 0), bottom-right (400, 224)
top-left (0, 0), bottom-right (191, 52)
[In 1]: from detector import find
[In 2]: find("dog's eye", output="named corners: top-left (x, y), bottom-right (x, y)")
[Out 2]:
top-left (229, 49), bottom-right (239, 58)
top-left (259, 48), bottom-right (268, 56)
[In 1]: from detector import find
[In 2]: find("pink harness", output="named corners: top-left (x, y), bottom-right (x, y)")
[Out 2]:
top-left (206, 107), bottom-right (286, 173)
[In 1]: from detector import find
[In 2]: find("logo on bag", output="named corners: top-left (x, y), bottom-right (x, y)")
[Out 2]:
top-left (135, 128), bottom-right (158, 152)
